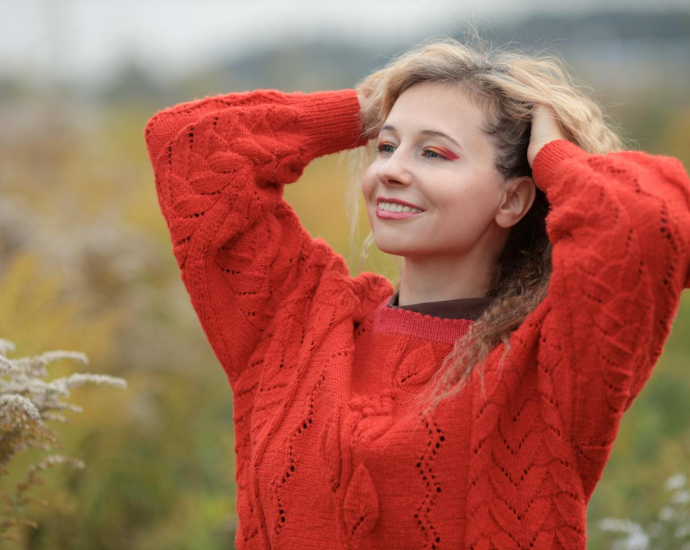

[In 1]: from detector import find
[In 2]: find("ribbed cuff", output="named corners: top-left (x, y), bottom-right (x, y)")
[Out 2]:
top-left (283, 89), bottom-right (370, 159)
top-left (531, 139), bottom-right (590, 191)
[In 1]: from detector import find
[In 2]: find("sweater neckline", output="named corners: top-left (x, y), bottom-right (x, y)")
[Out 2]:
top-left (386, 289), bottom-right (491, 321)
top-left (372, 293), bottom-right (477, 345)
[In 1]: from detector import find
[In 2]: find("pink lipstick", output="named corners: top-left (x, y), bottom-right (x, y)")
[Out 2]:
top-left (376, 207), bottom-right (424, 220)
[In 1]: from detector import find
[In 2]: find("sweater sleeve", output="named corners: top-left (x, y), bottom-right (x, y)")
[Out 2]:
top-left (531, 139), bottom-right (690, 495)
top-left (143, 88), bottom-right (368, 388)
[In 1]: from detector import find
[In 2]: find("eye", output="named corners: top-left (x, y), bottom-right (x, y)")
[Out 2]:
top-left (377, 143), bottom-right (395, 155)
top-left (423, 148), bottom-right (448, 160)
top-left (376, 142), bottom-right (450, 160)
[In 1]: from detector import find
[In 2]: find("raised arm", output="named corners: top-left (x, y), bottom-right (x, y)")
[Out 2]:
top-left (530, 138), bottom-right (690, 497)
top-left (143, 88), bottom-right (368, 388)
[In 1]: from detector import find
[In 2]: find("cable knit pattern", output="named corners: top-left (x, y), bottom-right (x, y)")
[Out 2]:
top-left (144, 87), bottom-right (690, 549)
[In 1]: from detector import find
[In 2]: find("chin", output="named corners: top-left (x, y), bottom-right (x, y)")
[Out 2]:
top-left (372, 236), bottom-right (414, 257)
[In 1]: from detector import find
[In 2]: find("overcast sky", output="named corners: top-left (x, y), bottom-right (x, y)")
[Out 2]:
top-left (2, 0), bottom-right (689, 86)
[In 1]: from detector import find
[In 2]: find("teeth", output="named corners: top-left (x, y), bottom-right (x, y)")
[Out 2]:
top-left (378, 201), bottom-right (423, 213)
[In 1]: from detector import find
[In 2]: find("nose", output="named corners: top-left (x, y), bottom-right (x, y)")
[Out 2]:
top-left (376, 147), bottom-right (413, 187)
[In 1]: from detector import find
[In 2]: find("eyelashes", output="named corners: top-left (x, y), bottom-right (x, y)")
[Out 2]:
top-left (376, 142), bottom-right (452, 161)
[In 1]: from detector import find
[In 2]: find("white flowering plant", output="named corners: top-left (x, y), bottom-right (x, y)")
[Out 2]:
top-left (0, 338), bottom-right (127, 542)
top-left (598, 472), bottom-right (690, 550)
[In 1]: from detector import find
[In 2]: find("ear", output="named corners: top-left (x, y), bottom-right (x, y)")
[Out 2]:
top-left (495, 176), bottom-right (536, 229)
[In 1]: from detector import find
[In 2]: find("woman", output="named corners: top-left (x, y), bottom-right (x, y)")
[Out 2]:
top-left (143, 32), bottom-right (690, 550)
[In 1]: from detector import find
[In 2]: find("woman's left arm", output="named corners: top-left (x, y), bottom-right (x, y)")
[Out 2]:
top-left (527, 108), bottom-right (690, 495)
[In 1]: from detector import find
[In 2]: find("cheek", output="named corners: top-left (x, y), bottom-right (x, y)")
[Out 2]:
top-left (361, 169), bottom-right (376, 200)
top-left (431, 181), bottom-right (498, 220)
top-left (425, 182), bottom-right (466, 208)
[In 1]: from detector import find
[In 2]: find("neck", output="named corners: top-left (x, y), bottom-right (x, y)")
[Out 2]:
top-left (397, 253), bottom-right (498, 306)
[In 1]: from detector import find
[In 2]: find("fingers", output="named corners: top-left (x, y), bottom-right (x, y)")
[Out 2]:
top-left (530, 104), bottom-right (567, 142)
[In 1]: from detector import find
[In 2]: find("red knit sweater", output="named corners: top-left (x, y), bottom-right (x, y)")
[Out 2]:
top-left (144, 88), bottom-right (690, 550)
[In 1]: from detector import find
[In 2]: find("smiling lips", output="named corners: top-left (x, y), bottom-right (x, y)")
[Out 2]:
top-left (376, 205), bottom-right (424, 220)
top-left (376, 196), bottom-right (425, 211)
top-left (376, 209), bottom-right (423, 220)
top-left (375, 197), bottom-right (425, 220)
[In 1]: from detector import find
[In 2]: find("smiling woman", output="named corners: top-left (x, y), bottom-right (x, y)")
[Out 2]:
top-left (361, 80), bottom-right (537, 302)
top-left (144, 24), bottom-right (690, 550)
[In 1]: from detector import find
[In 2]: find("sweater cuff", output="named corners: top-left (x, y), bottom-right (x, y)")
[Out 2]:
top-left (531, 139), bottom-right (591, 191)
top-left (283, 89), bottom-right (370, 159)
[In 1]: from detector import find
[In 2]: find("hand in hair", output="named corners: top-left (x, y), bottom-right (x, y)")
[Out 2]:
top-left (527, 104), bottom-right (569, 169)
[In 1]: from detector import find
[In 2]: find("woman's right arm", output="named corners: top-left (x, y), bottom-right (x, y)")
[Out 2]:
top-left (526, 140), bottom-right (690, 498)
top-left (143, 88), bottom-right (369, 389)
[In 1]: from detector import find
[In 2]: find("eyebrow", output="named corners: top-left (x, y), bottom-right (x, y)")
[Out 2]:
top-left (380, 124), bottom-right (463, 151)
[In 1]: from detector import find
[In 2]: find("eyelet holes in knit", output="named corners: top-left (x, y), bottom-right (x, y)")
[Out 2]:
top-left (353, 320), bottom-right (367, 337)
top-left (472, 434), bottom-right (488, 458)
top-left (512, 395), bottom-right (539, 423)
top-left (414, 411), bottom-right (444, 549)
top-left (273, 365), bottom-right (329, 535)
top-left (499, 426), bottom-right (533, 457)
top-left (519, 463), bottom-right (534, 484)
top-left (659, 203), bottom-right (677, 287)
top-left (238, 497), bottom-right (260, 545)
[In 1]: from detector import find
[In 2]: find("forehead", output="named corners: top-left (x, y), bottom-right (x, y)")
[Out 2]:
top-left (385, 82), bottom-right (488, 146)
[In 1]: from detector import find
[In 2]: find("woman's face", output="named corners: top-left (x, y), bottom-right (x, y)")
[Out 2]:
top-left (361, 81), bottom-right (512, 261)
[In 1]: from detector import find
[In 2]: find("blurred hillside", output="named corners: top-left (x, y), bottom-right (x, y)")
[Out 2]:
top-left (0, 10), bottom-right (689, 550)
top-left (2, 10), bottom-right (690, 104)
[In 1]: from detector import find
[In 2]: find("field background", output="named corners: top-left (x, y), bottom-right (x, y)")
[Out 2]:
top-left (1, 3), bottom-right (689, 548)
